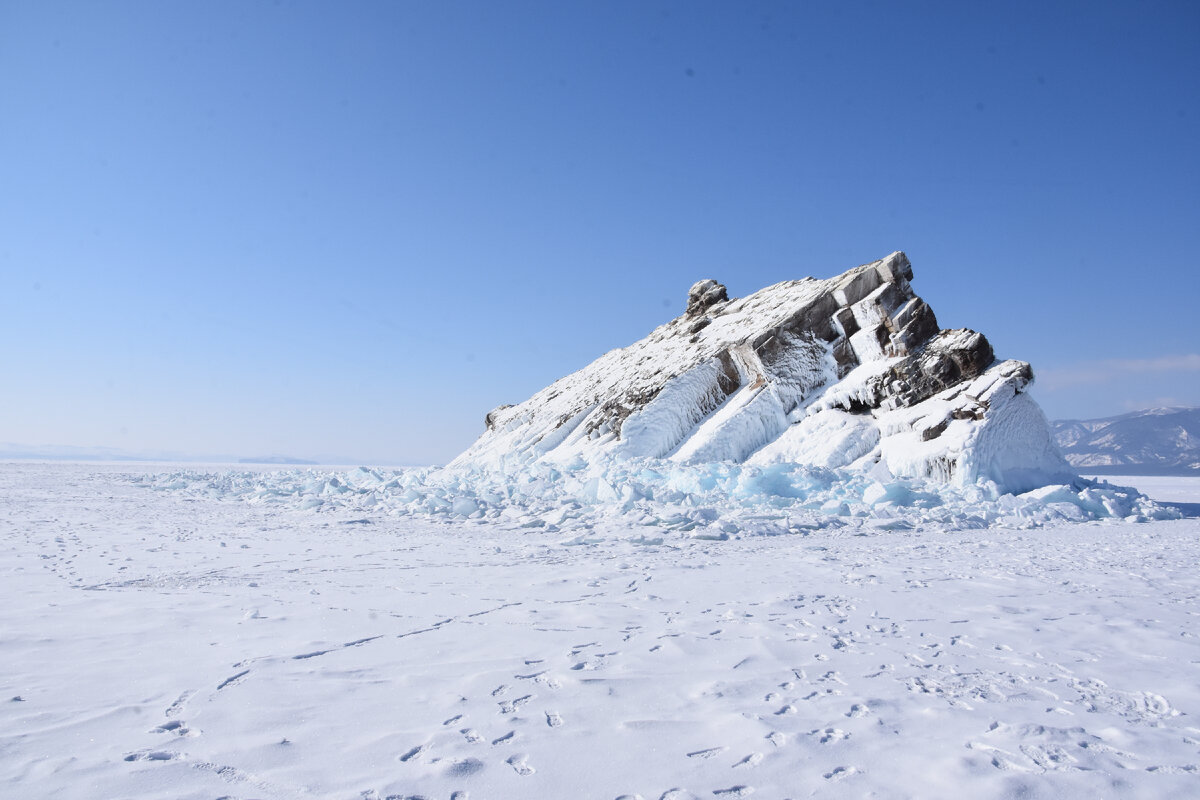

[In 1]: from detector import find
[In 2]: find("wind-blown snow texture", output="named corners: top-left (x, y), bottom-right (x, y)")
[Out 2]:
top-left (455, 252), bottom-right (1072, 496)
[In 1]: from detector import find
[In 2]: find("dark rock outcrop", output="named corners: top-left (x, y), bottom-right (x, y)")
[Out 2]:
top-left (686, 279), bottom-right (729, 316)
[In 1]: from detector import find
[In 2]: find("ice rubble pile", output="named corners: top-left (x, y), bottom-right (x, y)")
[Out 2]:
top-left (455, 252), bottom-right (1072, 495)
top-left (140, 460), bottom-right (1177, 536)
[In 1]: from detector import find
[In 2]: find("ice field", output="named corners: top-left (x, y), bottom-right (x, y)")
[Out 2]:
top-left (3, 462), bottom-right (1199, 799)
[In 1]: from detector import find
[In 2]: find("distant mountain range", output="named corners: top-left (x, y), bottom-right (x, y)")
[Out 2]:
top-left (1052, 407), bottom-right (1200, 475)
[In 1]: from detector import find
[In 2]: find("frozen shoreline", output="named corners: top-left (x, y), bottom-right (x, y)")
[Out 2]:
top-left (2, 462), bottom-right (1198, 799)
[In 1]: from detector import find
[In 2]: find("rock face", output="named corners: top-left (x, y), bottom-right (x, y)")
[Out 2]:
top-left (453, 252), bottom-right (1073, 493)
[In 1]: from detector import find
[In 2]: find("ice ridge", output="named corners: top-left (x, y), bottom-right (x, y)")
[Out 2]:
top-left (137, 462), bottom-right (1179, 539)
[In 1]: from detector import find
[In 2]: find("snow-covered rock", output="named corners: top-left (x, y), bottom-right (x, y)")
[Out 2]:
top-left (454, 252), bottom-right (1073, 494)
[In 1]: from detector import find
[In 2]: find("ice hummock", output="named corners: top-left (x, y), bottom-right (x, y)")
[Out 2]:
top-left (138, 460), bottom-right (1179, 539)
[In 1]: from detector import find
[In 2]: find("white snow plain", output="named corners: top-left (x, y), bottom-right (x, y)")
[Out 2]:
top-left (3, 461), bottom-right (1199, 799)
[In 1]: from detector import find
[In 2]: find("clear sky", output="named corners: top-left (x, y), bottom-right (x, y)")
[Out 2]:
top-left (2, 1), bottom-right (1198, 464)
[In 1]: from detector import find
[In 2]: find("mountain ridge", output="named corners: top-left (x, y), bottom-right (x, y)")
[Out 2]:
top-left (1052, 406), bottom-right (1200, 474)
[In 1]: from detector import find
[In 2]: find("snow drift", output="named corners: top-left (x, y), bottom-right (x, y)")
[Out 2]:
top-left (454, 252), bottom-right (1072, 495)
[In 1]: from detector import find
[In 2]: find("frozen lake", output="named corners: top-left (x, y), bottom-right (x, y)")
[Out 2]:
top-left (2, 462), bottom-right (1198, 799)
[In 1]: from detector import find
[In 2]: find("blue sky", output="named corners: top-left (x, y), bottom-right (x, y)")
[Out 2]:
top-left (2, 1), bottom-right (1197, 464)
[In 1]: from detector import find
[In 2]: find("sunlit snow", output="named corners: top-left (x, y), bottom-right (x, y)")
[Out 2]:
top-left (3, 463), bottom-right (1198, 799)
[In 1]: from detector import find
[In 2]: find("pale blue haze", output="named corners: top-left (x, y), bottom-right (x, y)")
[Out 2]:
top-left (1, 1), bottom-right (1197, 463)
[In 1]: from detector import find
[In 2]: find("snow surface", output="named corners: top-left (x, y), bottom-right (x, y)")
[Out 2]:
top-left (4, 462), bottom-right (1199, 799)
top-left (1082, 474), bottom-right (1200, 505)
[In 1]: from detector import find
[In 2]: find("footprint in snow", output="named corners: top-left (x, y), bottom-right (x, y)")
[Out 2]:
top-left (545, 711), bottom-right (564, 728)
top-left (445, 757), bottom-right (485, 777)
top-left (491, 731), bottom-right (516, 745)
top-left (399, 744), bottom-right (428, 762)
top-left (823, 766), bottom-right (858, 781)
top-left (712, 786), bottom-right (753, 796)
top-left (460, 728), bottom-right (483, 744)
top-left (506, 754), bottom-right (535, 776)
top-left (499, 694), bottom-right (533, 714)
top-left (732, 753), bottom-right (763, 769)
top-left (687, 747), bottom-right (726, 759)
top-left (165, 690), bottom-right (193, 717)
top-left (817, 728), bottom-right (849, 744)
top-left (124, 750), bottom-right (178, 762)
top-left (152, 720), bottom-right (196, 737)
